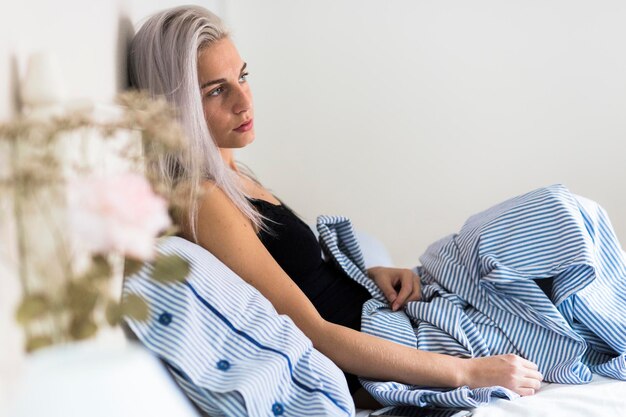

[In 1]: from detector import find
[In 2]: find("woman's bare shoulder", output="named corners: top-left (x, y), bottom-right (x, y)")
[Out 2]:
top-left (194, 180), bottom-right (256, 240)
top-left (177, 180), bottom-right (250, 241)
top-left (197, 180), bottom-right (242, 214)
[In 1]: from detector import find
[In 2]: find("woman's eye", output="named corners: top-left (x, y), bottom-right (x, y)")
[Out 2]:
top-left (239, 72), bottom-right (249, 83)
top-left (207, 86), bottom-right (224, 97)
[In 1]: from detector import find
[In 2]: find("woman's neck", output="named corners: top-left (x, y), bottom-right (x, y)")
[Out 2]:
top-left (220, 148), bottom-right (239, 172)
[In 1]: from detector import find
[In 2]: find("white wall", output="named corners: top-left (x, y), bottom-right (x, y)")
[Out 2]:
top-left (228, 0), bottom-right (626, 266)
top-left (3, 0), bottom-right (622, 268)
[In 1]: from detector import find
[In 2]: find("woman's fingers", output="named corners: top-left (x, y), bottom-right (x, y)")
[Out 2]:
top-left (377, 279), bottom-right (398, 305)
top-left (509, 356), bottom-right (542, 394)
top-left (407, 275), bottom-right (422, 302)
top-left (517, 375), bottom-right (541, 396)
top-left (522, 368), bottom-right (543, 394)
top-left (396, 274), bottom-right (422, 309)
top-left (513, 358), bottom-right (542, 396)
top-left (367, 267), bottom-right (400, 304)
top-left (368, 267), bottom-right (422, 310)
top-left (520, 358), bottom-right (543, 390)
top-left (392, 273), bottom-right (414, 310)
top-left (526, 368), bottom-right (543, 382)
top-left (523, 375), bottom-right (542, 390)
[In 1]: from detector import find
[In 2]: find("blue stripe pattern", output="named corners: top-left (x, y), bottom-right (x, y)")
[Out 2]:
top-left (317, 185), bottom-right (626, 408)
top-left (123, 237), bottom-right (355, 417)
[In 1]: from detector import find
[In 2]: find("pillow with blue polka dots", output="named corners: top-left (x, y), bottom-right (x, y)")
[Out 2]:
top-left (123, 236), bottom-right (355, 417)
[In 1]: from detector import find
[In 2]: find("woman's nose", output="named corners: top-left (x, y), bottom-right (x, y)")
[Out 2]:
top-left (232, 84), bottom-right (252, 114)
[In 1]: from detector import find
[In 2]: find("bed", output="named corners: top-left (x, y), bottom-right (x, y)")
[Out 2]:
top-left (120, 216), bottom-right (626, 417)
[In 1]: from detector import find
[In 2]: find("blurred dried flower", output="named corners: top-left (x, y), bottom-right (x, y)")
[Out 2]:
top-left (67, 173), bottom-right (171, 260)
top-left (1, 91), bottom-right (191, 353)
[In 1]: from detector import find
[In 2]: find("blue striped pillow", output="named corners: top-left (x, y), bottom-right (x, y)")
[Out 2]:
top-left (123, 236), bottom-right (355, 417)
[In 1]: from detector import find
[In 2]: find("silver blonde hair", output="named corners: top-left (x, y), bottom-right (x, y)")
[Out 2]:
top-left (128, 5), bottom-right (264, 241)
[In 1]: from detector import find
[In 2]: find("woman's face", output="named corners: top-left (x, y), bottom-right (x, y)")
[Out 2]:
top-left (197, 38), bottom-right (254, 149)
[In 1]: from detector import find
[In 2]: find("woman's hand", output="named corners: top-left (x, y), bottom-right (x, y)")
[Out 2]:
top-left (462, 354), bottom-right (543, 396)
top-left (367, 266), bottom-right (421, 311)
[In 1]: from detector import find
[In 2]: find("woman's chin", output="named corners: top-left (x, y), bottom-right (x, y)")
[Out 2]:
top-left (241, 132), bottom-right (256, 147)
top-left (219, 132), bottom-right (256, 149)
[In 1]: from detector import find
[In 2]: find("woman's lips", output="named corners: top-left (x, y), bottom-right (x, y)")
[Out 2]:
top-left (234, 119), bottom-right (253, 133)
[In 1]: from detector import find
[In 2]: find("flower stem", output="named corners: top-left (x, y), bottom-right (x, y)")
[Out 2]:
top-left (11, 140), bottom-right (29, 295)
top-left (10, 139), bottom-right (35, 344)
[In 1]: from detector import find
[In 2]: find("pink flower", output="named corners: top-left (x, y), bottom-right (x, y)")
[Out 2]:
top-left (67, 173), bottom-right (171, 260)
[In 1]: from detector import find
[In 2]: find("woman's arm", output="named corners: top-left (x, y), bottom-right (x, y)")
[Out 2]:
top-left (189, 184), bottom-right (542, 396)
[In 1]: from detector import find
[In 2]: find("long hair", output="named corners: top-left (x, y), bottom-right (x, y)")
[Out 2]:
top-left (128, 5), bottom-right (265, 241)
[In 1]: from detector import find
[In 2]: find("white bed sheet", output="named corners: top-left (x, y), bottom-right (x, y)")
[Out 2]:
top-left (356, 376), bottom-right (626, 417)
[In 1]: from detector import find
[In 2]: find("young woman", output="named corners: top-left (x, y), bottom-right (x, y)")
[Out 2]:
top-left (129, 5), bottom-right (543, 399)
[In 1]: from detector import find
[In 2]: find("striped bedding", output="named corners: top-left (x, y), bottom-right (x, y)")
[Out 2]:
top-left (317, 184), bottom-right (626, 408)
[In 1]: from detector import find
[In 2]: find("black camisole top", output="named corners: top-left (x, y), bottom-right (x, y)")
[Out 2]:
top-left (248, 198), bottom-right (371, 394)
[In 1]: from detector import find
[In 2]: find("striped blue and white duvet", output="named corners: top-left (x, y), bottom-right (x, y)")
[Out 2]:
top-left (317, 184), bottom-right (626, 408)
